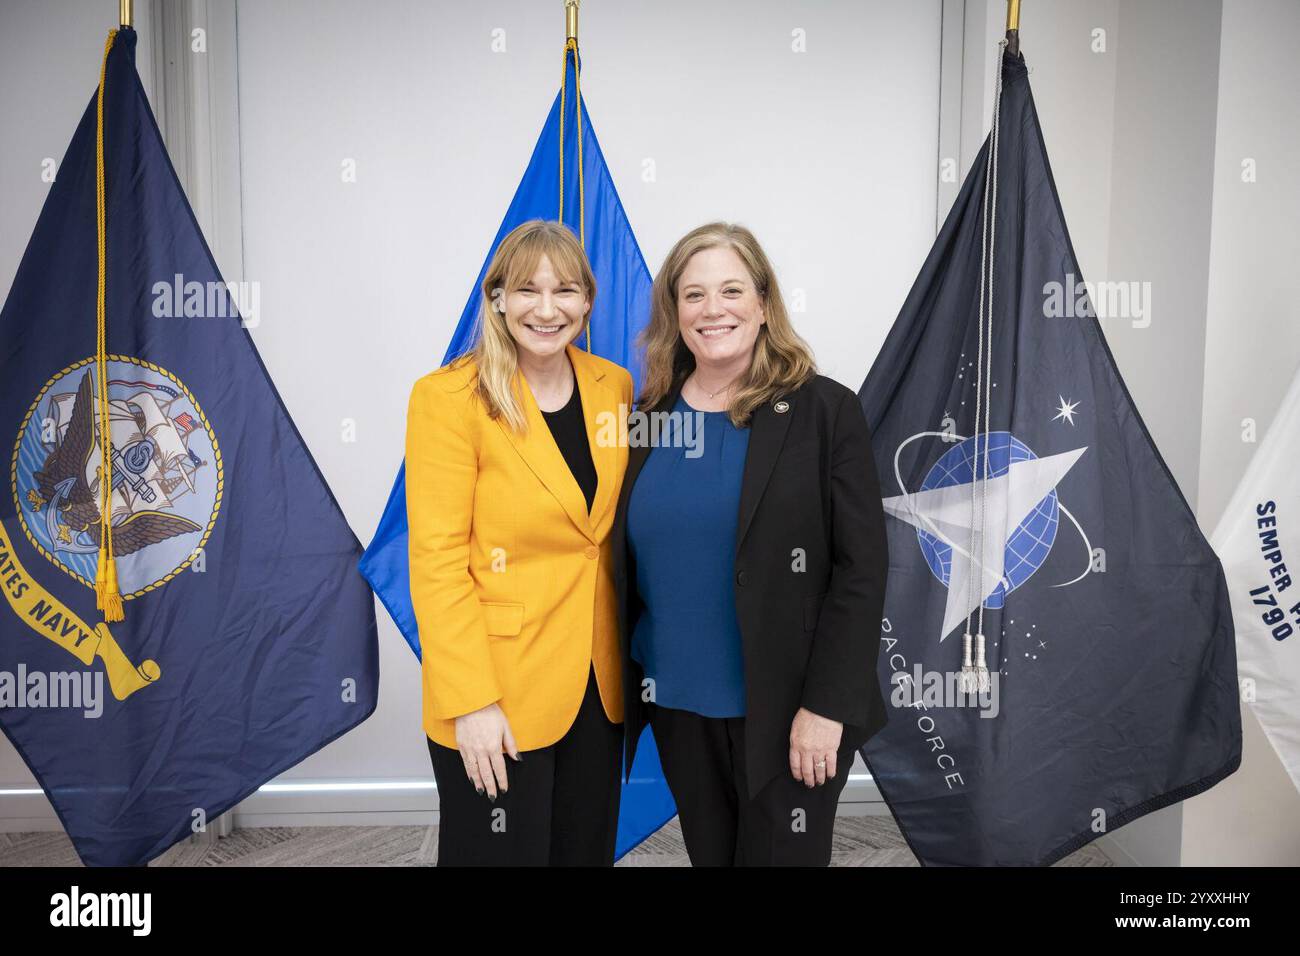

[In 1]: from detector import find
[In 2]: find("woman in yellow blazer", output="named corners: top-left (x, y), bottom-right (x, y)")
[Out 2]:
top-left (406, 219), bottom-right (633, 866)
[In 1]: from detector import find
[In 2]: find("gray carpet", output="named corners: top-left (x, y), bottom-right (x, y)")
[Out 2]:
top-left (0, 814), bottom-right (1114, 867)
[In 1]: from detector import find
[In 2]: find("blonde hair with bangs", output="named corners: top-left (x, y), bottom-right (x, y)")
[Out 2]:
top-left (449, 220), bottom-right (596, 432)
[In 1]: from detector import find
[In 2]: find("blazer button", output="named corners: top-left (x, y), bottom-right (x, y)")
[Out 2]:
top-left (584, 545), bottom-right (599, 560)
top-left (736, 570), bottom-right (748, 586)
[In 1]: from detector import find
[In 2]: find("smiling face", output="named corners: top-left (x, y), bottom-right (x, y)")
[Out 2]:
top-left (676, 245), bottom-right (765, 374)
top-left (501, 253), bottom-right (590, 362)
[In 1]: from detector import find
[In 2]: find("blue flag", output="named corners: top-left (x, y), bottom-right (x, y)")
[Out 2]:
top-left (0, 28), bottom-right (379, 866)
top-left (357, 48), bottom-right (675, 858)
top-left (857, 50), bottom-right (1241, 865)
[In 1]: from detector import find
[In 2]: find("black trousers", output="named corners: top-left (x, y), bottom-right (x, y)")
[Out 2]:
top-left (649, 703), bottom-right (855, 866)
top-left (427, 666), bottom-right (623, 866)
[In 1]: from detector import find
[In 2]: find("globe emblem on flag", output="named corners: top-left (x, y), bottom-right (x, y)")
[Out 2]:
top-left (12, 355), bottom-right (223, 599)
top-left (916, 431), bottom-right (1059, 607)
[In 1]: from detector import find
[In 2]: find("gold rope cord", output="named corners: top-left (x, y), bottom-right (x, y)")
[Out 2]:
top-left (557, 37), bottom-right (590, 352)
top-left (94, 29), bottom-right (124, 621)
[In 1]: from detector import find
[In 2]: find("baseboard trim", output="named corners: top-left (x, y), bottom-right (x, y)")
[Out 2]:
top-left (1, 778), bottom-right (891, 833)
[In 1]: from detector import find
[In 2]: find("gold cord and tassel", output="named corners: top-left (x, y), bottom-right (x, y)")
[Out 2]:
top-left (557, 33), bottom-right (590, 353)
top-left (94, 30), bottom-right (124, 622)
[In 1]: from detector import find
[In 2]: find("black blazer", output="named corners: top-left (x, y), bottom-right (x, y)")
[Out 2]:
top-left (612, 372), bottom-right (891, 800)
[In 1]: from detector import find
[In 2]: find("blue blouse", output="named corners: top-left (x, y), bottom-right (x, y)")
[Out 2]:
top-left (627, 393), bottom-right (751, 717)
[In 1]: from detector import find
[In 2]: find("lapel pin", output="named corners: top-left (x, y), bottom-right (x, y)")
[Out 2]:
top-left (774, 400), bottom-right (790, 414)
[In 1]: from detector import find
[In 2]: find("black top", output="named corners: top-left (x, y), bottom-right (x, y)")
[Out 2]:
top-left (540, 382), bottom-right (597, 513)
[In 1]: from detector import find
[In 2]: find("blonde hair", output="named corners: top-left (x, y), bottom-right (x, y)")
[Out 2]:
top-left (637, 222), bottom-right (816, 427)
top-left (448, 220), bottom-right (596, 432)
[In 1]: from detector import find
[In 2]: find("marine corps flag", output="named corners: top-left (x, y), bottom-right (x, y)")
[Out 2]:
top-left (857, 47), bottom-right (1241, 865)
top-left (0, 29), bottom-right (379, 866)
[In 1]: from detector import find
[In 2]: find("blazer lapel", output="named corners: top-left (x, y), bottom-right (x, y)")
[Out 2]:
top-left (571, 344), bottom-right (618, 528)
top-left (735, 393), bottom-right (793, 556)
top-left (495, 345), bottom-right (600, 544)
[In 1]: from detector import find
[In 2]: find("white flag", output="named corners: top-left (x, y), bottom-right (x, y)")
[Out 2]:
top-left (1211, 369), bottom-right (1300, 794)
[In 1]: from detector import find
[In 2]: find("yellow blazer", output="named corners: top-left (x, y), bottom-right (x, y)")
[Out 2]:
top-left (405, 342), bottom-right (632, 751)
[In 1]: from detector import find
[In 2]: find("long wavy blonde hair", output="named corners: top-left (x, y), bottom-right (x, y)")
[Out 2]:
top-left (447, 220), bottom-right (596, 433)
top-left (638, 222), bottom-right (816, 427)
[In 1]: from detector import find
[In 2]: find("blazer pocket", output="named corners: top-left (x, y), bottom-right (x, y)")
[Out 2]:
top-left (480, 601), bottom-right (524, 637)
top-left (803, 592), bottom-right (828, 631)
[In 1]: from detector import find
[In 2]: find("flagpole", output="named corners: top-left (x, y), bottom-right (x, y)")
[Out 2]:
top-left (1006, 0), bottom-right (1020, 55)
top-left (119, 0), bottom-right (133, 28)
top-left (558, 0), bottom-right (590, 349)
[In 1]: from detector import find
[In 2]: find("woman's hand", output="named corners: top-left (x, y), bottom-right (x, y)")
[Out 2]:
top-left (454, 702), bottom-right (520, 800)
top-left (789, 707), bottom-right (843, 788)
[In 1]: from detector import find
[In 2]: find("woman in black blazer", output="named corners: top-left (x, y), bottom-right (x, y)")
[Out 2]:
top-left (612, 222), bottom-right (890, 866)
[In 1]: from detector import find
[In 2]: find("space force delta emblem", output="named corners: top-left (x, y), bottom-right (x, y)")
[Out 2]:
top-left (883, 426), bottom-right (1092, 645)
top-left (3, 355), bottom-right (222, 700)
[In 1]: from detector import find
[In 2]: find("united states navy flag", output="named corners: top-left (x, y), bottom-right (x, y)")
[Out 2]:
top-left (0, 29), bottom-right (379, 866)
top-left (857, 48), bottom-right (1241, 865)
top-left (358, 46), bottom-right (675, 858)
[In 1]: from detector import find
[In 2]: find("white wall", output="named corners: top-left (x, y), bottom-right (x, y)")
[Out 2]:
top-left (0, 0), bottom-right (155, 296)
top-left (1198, 0), bottom-right (1300, 532)
top-left (1184, 0), bottom-right (1300, 867)
top-left (957, 0), bottom-right (1119, 290)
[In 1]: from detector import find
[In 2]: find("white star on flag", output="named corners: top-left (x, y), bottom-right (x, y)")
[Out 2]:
top-left (1052, 396), bottom-right (1080, 425)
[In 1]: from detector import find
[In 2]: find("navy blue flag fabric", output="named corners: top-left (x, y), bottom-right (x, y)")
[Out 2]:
top-left (0, 29), bottom-right (379, 866)
top-left (857, 51), bottom-right (1241, 865)
top-left (357, 50), bottom-right (676, 857)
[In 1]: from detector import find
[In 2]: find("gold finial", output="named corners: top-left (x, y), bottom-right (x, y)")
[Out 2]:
top-left (119, 0), bottom-right (133, 28)
top-left (1006, 0), bottom-right (1021, 55)
top-left (565, 0), bottom-right (579, 42)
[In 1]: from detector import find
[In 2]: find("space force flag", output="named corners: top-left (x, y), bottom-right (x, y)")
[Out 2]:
top-left (1211, 368), bottom-right (1300, 795)
top-left (0, 29), bottom-right (379, 866)
top-left (357, 45), bottom-right (675, 857)
top-left (857, 48), bottom-right (1241, 865)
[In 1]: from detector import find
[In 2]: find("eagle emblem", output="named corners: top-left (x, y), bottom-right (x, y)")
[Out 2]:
top-left (13, 356), bottom-right (222, 599)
